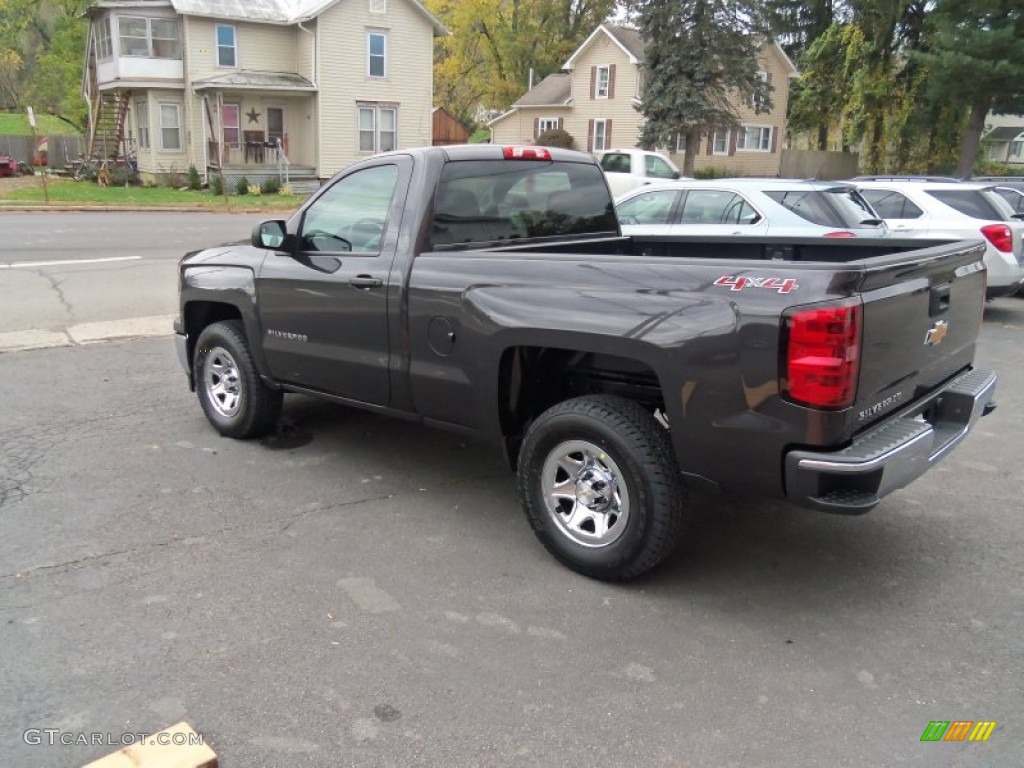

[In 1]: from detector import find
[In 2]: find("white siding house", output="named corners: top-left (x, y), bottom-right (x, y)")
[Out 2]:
top-left (83, 0), bottom-right (446, 187)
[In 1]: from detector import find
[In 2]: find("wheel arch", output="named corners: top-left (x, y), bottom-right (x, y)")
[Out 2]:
top-left (497, 343), bottom-right (666, 468)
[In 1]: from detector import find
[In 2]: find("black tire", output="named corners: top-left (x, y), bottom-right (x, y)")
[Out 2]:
top-left (517, 395), bottom-right (686, 581)
top-left (194, 320), bottom-right (282, 439)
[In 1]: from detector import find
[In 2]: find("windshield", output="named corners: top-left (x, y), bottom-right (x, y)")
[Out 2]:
top-left (430, 160), bottom-right (617, 248)
top-left (764, 188), bottom-right (880, 228)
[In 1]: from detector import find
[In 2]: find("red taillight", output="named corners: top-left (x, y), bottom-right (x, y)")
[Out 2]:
top-left (980, 223), bottom-right (1013, 253)
top-left (502, 145), bottom-right (552, 160)
top-left (823, 231), bottom-right (857, 238)
top-left (783, 302), bottom-right (862, 408)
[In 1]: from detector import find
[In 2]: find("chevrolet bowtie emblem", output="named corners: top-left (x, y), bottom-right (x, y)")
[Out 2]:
top-left (925, 319), bottom-right (949, 346)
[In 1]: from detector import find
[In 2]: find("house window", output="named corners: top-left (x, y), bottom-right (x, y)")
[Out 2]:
top-left (369, 0), bottom-right (386, 11)
top-left (216, 24), bottom-right (237, 68)
top-left (159, 102), bottom-right (181, 150)
top-left (753, 70), bottom-right (769, 110)
top-left (538, 117), bottom-right (560, 134)
top-left (358, 104), bottom-right (397, 153)
top-left (596, 65), bottom-right (610, 98)
top-left (96, 17), bottom-right (113, 60)
top-left (136, 100), bottom-right (150, 149)
top-left (117, 17), bottom-right (180, 59)
top-left (1011, 141), bottom-right (1024, 160)
top-left (367, 32), bottom-right (387, 78)
top-left (222, 103), bottom-right (240, 147)
top-left (150, 19), bottom-right (181, 58)
top-left (593, 119), bottom-right (608, 151)
top-left (119, 17), bottom-right (149, 56)
top-left (712, 130), bottom-right (730, 154)
top-left (675, 134), bottom-right (687, 153)
top-left (737, 125), bottom-right (772, 151)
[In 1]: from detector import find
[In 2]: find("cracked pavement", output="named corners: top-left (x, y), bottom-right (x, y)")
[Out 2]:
top-left (1, 264), bottom-right (1023, 764)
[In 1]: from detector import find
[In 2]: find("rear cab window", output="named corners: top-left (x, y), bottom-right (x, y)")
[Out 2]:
top-left (599, 153), bottom-right (632, 173)
top-left (764, 188), bottom-right (877, 228)
top-left (925, 189), bottom-right (1011, 220)
top-left (430, 160), bottom-right (617, 248)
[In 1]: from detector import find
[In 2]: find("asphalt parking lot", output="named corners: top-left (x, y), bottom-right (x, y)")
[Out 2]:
top-left (0, 294), bottom-right (1021, 767)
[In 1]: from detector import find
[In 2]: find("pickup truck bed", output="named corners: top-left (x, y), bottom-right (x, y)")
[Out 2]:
top-left (175, 144), bottom-right (996, 580)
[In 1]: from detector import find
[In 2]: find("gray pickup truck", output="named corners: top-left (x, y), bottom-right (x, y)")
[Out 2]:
top-left (175, 145), bottom-right (997, 580)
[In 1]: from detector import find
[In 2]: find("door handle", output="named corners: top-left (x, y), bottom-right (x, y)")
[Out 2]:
top-left (351, 275), bottom-right (383, 290)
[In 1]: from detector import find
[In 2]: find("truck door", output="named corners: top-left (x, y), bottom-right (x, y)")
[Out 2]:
top-left (257, 156), bottom-right (411, 404)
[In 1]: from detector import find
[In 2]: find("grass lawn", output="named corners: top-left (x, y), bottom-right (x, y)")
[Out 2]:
top-left (0, 179), bottom-right (305, 211)
top-left (0, 113), bottom-right (81, 136)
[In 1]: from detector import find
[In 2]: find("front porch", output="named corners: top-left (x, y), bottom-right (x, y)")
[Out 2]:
top-left (212, 163), bottom-right (320, 194)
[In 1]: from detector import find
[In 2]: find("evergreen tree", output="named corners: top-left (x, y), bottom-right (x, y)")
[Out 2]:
top-left (633, 0), bottom-right (773, 176)
top-left (916, 0), bottom-right (1024, 176)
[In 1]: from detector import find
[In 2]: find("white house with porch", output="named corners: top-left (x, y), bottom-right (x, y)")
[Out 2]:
top-left (82, 0), bottom-right (446, 190)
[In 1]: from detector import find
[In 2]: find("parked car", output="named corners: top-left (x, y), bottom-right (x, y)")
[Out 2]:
top-left (597, 149), bottom-right (685, 198)
top-left (988, 182), bottom-right (1024, 214)
top-left (852, 181), bottom-right (1024, 297)
top-left (615, 179), bottom-right (887, 238)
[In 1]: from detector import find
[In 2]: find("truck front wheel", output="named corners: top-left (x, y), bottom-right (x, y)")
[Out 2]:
top-left (517, 395), bottom-right (685, 581)
top-left (194, 320), bottom-right (282, 439)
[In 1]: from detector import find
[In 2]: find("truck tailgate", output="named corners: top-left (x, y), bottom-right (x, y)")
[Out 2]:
top-left (854, 240), bottom-right (986, 429)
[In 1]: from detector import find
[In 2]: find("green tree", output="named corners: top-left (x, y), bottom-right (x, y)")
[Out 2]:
top-left (632, 0), bottom-right (773, 176)
top-left (916, 0), bottom-right (1024, 176)
top-left (426, 0), bottom-right (617, 123)
top-left (0, 0), bottom-right (89, 126)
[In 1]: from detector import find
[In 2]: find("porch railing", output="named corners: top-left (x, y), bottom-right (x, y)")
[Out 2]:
top-left (275, 137), bottom-right (290, 187)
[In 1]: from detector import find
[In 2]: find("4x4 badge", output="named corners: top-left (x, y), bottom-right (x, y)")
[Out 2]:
top-left (925, 320), bottom-right (949, 346)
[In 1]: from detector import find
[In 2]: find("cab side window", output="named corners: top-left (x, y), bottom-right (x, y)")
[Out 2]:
top-left (300, 164), bottom-right (399, 253)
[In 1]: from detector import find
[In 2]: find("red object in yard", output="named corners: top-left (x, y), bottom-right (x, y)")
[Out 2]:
top-left (0, 154), bottom-right (18, 177)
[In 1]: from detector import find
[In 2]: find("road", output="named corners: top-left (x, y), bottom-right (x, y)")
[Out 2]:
top-left (0, 213), bottom-right (265, 349)
top-left (0, 214), bottom-right (1022, 766)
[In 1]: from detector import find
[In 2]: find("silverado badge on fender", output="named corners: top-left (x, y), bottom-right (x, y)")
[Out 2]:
top-left (925, 320), bottom-right (949, 347)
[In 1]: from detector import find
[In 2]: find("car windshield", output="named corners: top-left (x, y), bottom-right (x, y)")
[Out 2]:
top-left (764, 188), bottom-right (878, 228)
top-left (925, 189), bottom-right (1011, 220)
top-left (430, 160), bottom-right (617, 248)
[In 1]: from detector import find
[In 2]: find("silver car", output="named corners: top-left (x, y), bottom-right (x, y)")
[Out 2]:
top-left (853, 181), bottom-right (1024, 297)
top-left (615, 179), bottom-right (887, 239)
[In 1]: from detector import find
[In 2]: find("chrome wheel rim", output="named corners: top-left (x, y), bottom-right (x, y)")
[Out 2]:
top-left (541, 439), bottom-right (630, 548)
top-left (203, 346), bottom-right (242, 418)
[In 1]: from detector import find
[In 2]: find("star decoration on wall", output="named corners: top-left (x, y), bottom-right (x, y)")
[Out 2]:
top-left (246, 108), bottom-right (261, 124)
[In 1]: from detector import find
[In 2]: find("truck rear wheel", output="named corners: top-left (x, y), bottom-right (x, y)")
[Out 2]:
top-left (194, 320), bottom-right (282, 439)
top-left (517, 395), bottom-right (685, 581)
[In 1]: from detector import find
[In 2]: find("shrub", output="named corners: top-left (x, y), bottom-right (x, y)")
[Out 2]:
top-left (694, 166), bottom-right (728, 180)
top-left (187, 165), bottom-right (202, 190)
top-left (235, 176), bottom-right (250, 195)
top-left (279, 184), bottom-right (294, 197)
top-left (209, 175), bottom-right (223, 196)
top-left (261, 177), bottom-right (281, 195)
top-left (535, 128), bottom-right (575, 150)
top-left (248, 184), bottom-right (262, 196)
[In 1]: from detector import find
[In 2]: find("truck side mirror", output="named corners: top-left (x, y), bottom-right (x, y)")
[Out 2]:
top-left (671, 171), bottom-right (680, 180)
top-left (253, 220), bottom-right (287, 249)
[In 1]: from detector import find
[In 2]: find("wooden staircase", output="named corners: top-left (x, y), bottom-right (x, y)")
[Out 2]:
top-left (88, 90), bottom-right (132, 161)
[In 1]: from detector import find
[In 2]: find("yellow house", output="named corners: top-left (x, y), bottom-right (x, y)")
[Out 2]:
top-left (82, 0), bottom-right (446, 189)
top-left (489, 23), bottom-right (798, 177)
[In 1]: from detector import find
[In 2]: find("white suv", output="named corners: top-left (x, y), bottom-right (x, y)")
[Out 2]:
top-left (853, 181), bottom-right (1024, 297)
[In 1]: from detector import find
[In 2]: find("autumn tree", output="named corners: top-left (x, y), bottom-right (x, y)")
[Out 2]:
top-left (0, 0), bottom-right (90, 127)
top-left (632, 0), bottom-right (773, 176)
top-left (425, 0), bottom-right (617, 126)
